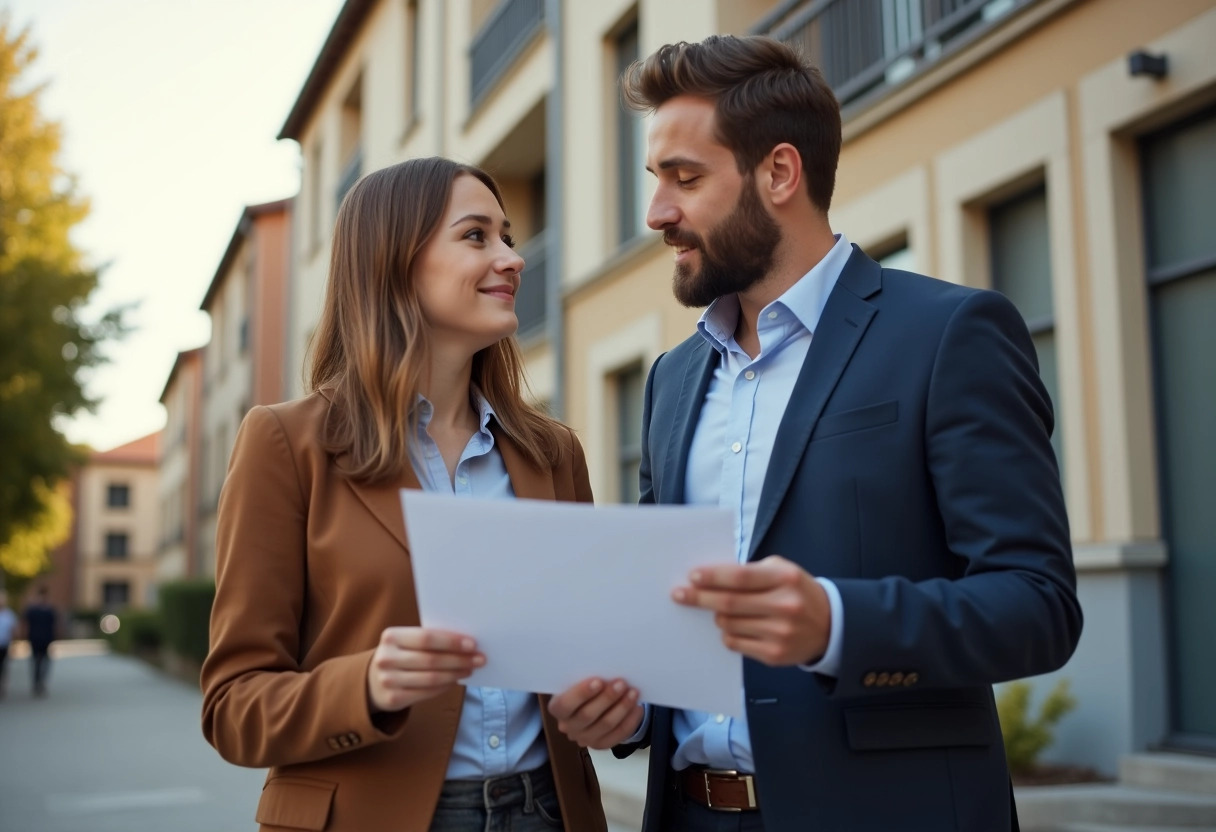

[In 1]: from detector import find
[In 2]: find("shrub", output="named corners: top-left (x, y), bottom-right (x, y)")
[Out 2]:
top-left (103, 608), bottom-right (162, 655)
top-left (158, 579), bottom-right (215, 664)
top-left (997, 678), bottom-right (1077, 774)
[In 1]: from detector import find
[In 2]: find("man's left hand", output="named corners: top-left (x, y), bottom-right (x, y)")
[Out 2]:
top-left (673, 555), bottom-right (831, 666)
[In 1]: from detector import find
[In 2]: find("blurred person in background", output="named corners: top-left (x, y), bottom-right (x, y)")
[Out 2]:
top-left (23, 586), bottom-right (57, 698)
top-left (0, 593), bottom-right (17, 698)
top-left (200, 157), bottom-right (606, 832)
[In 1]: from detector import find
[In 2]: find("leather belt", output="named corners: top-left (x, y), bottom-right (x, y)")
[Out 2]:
top-left (679, 767), bottom-right (758, 812)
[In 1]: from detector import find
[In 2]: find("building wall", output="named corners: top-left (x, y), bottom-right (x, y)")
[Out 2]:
top-left (76, 460), bottom-right (159, 610)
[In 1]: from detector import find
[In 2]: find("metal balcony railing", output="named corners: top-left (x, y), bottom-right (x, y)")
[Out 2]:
top-left (469, 0), bottom-right (545, 106)
top-left (515, 231), bottom-right (548, 338)
top-left (757, 0), bottom-right (1036, 110)
top-left (335, 147), bottom-right (363, 212)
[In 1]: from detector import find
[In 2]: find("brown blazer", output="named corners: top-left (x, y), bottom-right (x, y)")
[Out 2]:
top-left (201, 390), bottom-right (607, 832)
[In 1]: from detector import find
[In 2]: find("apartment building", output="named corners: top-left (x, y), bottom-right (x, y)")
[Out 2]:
top-left (157, 347), bottom-right (204, 584)
top-left (196, 199), bottom-right (292, 578)
top-left (74, 432), bottom-right (161, 611)
top-left (277, 0), bottom-right (1216, 774)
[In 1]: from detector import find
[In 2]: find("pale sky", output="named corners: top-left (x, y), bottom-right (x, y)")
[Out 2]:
top-left (5, 0), bottom-right (345, 452)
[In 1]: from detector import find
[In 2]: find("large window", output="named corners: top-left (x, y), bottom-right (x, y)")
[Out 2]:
top-left (102, 581), bottom-right (130, 609)
top-left (614, 19), bottom-right (646, 245)
top-left (1142, 108), bottom-right (1216, 741)
top-left (988, 184), bottom-right (1062, 479)
top-left (106, 483), bottom-right (130, 509)
top-left (104, 532), bottom-right (130, 561)
top-left (616, 364), bottom-right (645, 504)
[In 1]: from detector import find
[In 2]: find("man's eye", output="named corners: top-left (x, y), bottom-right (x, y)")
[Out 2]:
top-left (677, 176), bottom-right (700, 187)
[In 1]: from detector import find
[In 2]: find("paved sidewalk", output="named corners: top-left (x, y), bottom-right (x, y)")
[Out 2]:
top-left (0, 642), bottom-right (265, 832)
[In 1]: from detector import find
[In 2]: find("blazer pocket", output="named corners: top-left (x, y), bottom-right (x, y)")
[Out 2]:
top-left (844, 704), bottom-right (995, 751)
top-left (255, 775), bottom-right (337, 831)
top-left (812, 400), bottom-right (899, 442)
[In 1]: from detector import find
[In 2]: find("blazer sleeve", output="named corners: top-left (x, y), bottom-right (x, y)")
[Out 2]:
top-left (200, 406), bottom-right (407, 768)
top-left (829, 289), bottom-right (1083, 697)
top-left (567, 427), bottom-right (594, 505)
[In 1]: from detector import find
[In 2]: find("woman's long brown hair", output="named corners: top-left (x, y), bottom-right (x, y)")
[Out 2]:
top-left (308, 157), bottom-right (564, 483)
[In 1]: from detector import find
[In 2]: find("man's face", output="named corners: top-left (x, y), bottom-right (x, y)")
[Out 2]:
top-left (645, 96), bottom-right (780, 308)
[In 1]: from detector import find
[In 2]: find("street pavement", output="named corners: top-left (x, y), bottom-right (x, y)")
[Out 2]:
top-left (0, 642), bottom-right (638, 832)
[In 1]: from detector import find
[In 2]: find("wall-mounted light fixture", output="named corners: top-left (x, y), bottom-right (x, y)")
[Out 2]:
top-left (1128, 50), bottom-right (1169, 80)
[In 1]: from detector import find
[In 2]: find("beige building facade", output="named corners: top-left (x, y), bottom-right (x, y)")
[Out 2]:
top-left (197, 199), bottom-right (292, 578)
top-left (74, 433), bottom-right (161, 611)
top-left (279, 0), bottom-right (1216, 772)
top-left (157, 347), bottom-right (204, 584)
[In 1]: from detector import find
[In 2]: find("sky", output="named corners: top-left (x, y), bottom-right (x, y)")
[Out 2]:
top-left (4, 0), bottom-right (346, 451)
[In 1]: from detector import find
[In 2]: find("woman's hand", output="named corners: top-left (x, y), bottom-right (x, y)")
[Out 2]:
top-left (367, 627), bottom-right (484, 713)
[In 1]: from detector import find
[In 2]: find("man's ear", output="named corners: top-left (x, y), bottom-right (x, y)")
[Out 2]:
top-left (763, 143), bottom-right (804, 207)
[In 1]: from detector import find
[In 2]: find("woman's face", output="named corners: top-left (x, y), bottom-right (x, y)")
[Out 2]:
top-left (413, 174), bottom-right (524, 358)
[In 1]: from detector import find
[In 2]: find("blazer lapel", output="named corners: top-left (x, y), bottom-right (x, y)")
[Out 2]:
top-left (343, 462), bottom-right (420, 551)
top-left (493, 424), bottom-right (556, 501)
top-left (748, 248), bottom-right (881, 559)
top-left (664, 338), bottom-right (718, 505)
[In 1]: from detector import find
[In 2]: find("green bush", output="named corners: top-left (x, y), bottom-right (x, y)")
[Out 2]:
top-left (158, 579), bottom-right (215, 664)
top-left (997, 679), bottom-right (1077, 774)
top-left (103, 608), bottom-right (162, 655)
top-left (70, 607), bottom-right (102, 637)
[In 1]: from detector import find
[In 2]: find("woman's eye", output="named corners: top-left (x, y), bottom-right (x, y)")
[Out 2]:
top-left (502, 235), bottom-right (516, 249)
top-left (464, 228), bottom-right (486, 243)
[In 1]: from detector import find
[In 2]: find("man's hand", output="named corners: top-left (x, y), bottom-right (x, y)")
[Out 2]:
top-left (367, 627), bottom-right (484, 713)
top-left (673, 555), bottom-right (831, 666)
top-left (548, 677), bottom-right (644, 749)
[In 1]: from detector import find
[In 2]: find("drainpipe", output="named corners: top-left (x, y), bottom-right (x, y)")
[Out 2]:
top-left (544, 0), bottom-right (565, 418)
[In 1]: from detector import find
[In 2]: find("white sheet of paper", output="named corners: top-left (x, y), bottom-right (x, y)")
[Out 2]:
top-left (400, 491), bottom-right (744, 718)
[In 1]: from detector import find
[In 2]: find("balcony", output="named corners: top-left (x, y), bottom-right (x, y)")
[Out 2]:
top-left (515, 231), bottom-right (548, 338)
top-left (758, 0), bottom-right (1035, 111)
top-left (469, 0), bottom-right (545, 107)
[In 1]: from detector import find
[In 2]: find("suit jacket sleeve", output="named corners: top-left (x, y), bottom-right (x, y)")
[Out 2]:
top-left (200, 406), bottom-right (408, 768)
top-left (830, 289), bottom-right (1082, 697)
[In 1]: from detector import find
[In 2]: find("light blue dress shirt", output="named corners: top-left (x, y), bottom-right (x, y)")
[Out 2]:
top-left (410, 391), bottom-right (548, 780)
top-left (668, 234), bottom-right (853, 773)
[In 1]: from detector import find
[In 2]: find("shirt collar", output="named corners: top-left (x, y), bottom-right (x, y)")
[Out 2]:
top-left (414, 387), bottom-right (498, 435)
top-left (696, 233), bottom-right (853, 353)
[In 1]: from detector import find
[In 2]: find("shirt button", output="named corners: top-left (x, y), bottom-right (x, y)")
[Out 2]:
top-left (767, 310), bottom-right (778, 319)
top-left (744, 370), bottom-right (756, 380)
top-left (730, 442), bottom-right (742, 453)
top-left (488, 735), bottom-right (501, 749)
top-left (715, 714), bottom-right (726, 724)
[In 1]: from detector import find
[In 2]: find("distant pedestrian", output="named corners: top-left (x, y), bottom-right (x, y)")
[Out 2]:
top-left (0, 594), bottom-right (17, 698)
top-left (23, 587), bottom-right (57, 697)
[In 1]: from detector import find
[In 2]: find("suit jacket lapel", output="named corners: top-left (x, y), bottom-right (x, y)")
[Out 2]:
top-left (748, 248), bottom-right (881, 559)
top-left (664, 338), bottom-right (718, 505)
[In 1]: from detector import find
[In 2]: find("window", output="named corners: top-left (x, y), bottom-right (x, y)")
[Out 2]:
top-left (616, 364), bottom-right (645, 504)
top-left (337, 75), bottom-right (364, 211)
top-left (105, 532), bottom-right (130, 561)
top-left (239, 318), bottom-right (250, 355)
top-left (988, 184), bottom-right (1062, 478)
top-left (868, 237), bottom-right (915, 271)
top-left (308, 140), bottom-right (323, 251)
top-left (102, 581), bottom-right (130, 609)
top-left (405, 0), bottom-right (420, 125)
top-left (614, 19), bottom-right (646, 245)
top-left (106, 483), bottom-right (130, 509)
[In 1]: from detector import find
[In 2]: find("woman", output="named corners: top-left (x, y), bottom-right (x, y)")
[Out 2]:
top-left (201, 158), bottom-right (606, 832)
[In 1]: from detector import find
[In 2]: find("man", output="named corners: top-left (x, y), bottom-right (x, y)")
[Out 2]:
top-left (549, 35), bottom-right (1081, 831)
top-left (24, 586), bottom-right (57, 697)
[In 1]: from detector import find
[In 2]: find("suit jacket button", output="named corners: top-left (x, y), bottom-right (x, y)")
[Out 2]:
top-left (348, 733), bottom-right (361, 745)
top-left (328, 738), bottom-right (340, 749)
top-left (863, 672), bottom-right (877, 687)
top-left (889, 672), bottom-right (904, 686)
top-left (904, 672), bottom-right (919, 686)
top-left (876, 672), bottom-right (890, 687)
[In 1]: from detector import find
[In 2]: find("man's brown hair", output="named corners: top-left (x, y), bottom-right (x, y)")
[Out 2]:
top-left (622, 35), bottom-right (841, 213)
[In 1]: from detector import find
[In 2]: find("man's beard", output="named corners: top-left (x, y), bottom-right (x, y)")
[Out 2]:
top-left (666, 178), bottom-right (781, 308)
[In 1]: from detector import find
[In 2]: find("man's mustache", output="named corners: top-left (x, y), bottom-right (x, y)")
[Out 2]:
top-left (663, 228), bottom-right (703, 250)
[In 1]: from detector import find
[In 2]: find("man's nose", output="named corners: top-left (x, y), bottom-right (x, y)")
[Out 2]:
top-left (646, 191), bottom-right (679, 231)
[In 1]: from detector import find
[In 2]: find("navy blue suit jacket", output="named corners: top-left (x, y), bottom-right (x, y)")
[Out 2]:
top-left (623, 247), bottom-right (1082, 832)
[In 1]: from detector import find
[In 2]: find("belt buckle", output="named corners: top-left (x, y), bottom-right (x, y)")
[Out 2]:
top-left (701, 768), bottom-right (756, 812)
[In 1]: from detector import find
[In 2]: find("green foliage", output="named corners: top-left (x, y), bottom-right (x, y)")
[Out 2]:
top-left (997, 679), bottom-right (1078, 774)
top-left (158, 580), bottom-right (215, 664)
top-left (0, 13), bottom-right (128, 548)
top-left (104, 608), bottom-right (162, 655)
top-left (0, 480), bottom-right (71, 597)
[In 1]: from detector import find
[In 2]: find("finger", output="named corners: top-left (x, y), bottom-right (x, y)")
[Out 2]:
top-left (374, 668), bottom-right (476, 691)
top-left (557, 681), bottom-right (635, 733)
top-left (672, 586), bottom-right (774, 615)
top-left (581, 693), bottom-right (643, 748)
top-left (548, 678), bottom-right (608, 720)
top-left (381, 627), bottom-right (477, 653)
top-left (718, 633), bottom-right (788, 667)
top-left (689, 558), bottom-right (797, 591)
top-left (713, 614), bottom-right (791, 641)
top-left (374, 650), bottom-right (485, 673)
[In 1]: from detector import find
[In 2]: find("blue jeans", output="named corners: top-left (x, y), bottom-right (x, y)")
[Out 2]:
top-left (428, 762), bottom-right (564, 832)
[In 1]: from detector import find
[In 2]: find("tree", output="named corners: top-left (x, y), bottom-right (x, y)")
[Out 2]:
top-left (0, 14), bottom-right (124, 548)
top-left (0, 479), bottom-right (71, 607)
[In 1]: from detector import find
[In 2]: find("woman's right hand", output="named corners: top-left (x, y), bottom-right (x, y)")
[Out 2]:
top-left (366, 627), bottom-right (485, 713)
